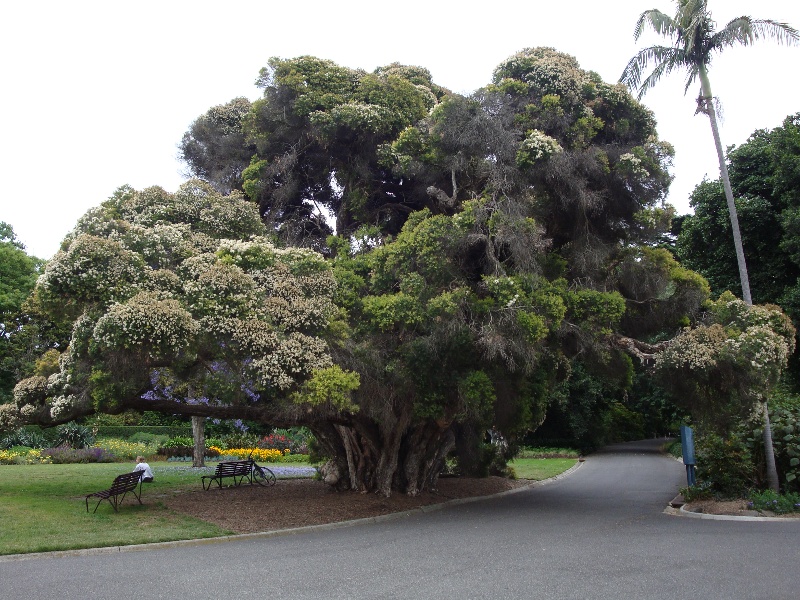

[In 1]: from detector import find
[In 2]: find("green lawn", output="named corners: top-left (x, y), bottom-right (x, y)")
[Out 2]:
top-left (0, 463), bottom-right (236, 555)
top-left (0, 458), bottom-right (576, 555)
top-left (509, 457), bottom-right (577, 480)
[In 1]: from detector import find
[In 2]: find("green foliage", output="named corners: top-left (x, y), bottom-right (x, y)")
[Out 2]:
top-left (695, 430), bottom-right (757, 498)
top-left (291, 365), bottom-right (360, 413)
top-left (748, 489), bottom-right (800, 514)
top-left (748, 391), bottom-right (800, 492)
top-left (654, 294), bottom-right (795, 432)
top-left (1, 426), bottom-right (54, 450)
top-left (0, 223), bottom-right (44, 403)
top-left (94, 426), bottom-right (191, 439)
top-left (55, 422), bottom-right (94, 449)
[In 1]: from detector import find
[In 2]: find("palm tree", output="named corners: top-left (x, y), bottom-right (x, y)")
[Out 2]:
top-left (620, 0), bottom-right (798, 492)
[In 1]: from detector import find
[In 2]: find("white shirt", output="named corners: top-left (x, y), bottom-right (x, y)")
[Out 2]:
top-left (133, 462), bottom-right (154, 481)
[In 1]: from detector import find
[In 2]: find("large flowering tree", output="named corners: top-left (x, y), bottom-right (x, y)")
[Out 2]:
top-left (3, 181), bottom-right (340, 431)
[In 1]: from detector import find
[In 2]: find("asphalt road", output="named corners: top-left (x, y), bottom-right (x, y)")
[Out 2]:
top-left (2, 439), bottom-right (799, 599)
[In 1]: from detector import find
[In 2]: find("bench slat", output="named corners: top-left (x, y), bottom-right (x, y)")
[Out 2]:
top-left (86, 471), bottom-right (144, 513)
top-left (201, 460), bottom-right (254, 490)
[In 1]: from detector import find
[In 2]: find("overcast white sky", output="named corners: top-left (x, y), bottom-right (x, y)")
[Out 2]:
top-left (2, 0), bottom-right (798, 259)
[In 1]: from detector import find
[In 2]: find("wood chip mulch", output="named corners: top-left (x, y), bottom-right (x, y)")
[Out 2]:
top-left (162, 476), bottom-right (527, 534)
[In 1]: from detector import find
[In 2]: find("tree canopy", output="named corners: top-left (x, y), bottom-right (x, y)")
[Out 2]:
top-left (4, 49), bottom-right (793, 496)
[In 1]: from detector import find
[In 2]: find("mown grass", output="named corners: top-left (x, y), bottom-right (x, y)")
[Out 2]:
top-left (0, 462), bottom-right (310, 556)
top-left (509, 457), bottom-right (578, 480)
top-left (1, 457), bottom-right (575, 555)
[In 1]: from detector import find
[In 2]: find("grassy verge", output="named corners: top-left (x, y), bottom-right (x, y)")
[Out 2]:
top-left (0, 462), bottom-right (311, 556)
top-left (1, 458), bottom-right (575, 555)
top-left (509, 457), bottom-right (578, 480)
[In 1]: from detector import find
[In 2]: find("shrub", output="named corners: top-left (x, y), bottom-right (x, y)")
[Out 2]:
top-left (93, 439), bottom-right (153, 460)
top-left (748, 489), bottom-right (800, 514)
top-left (749, 397), bottom-right (800, 493)
top-left (43, 446), bottom-right (116, 464)
top-left (0, 449), bottom-right (52, 465)
top-left (210, 447), bottom-right (285, 462)
top-left (93, 426), bottom-right (192, 439)
top-left (517, 446), bottom-right (581, 459)
top-left (695, 430), bottom-right (756, 497)
top-left (1, 426), bottom-right (52, 450)
top-left (55, 422), bottom-right (94, 448)
top-left (161, 436), bottom-right (194, 448)
top-left (128, 432), bottom-right (170, 446)
top-left (257, 433), bottom-right (292, 453)
top-left (219, 432), bottom-right (260, 449)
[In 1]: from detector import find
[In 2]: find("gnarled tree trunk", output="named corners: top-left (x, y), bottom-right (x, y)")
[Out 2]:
top-left (191, 416), bottom-right (205, 468)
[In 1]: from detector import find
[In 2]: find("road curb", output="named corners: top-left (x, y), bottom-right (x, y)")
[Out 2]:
top-left (0, 460), bottom-right (584, 563)
top-left (664, 504), bottom-right (800, 522)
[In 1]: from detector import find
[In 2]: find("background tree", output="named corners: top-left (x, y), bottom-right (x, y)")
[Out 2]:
top-left (675, 114), bottom-right (800, 316)
top-left (0, 223), bottom-right (45, 404)
top-left (179, 97), bottom-right (256, 195)
top-left (620, 0), bottom-right (799, 490)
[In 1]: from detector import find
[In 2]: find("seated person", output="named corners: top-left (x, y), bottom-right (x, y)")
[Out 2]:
top-left (133, 456), bottom-right (154, 483)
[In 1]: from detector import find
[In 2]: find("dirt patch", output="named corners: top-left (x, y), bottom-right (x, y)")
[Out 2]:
top-left (163, 476), bottom-right (527, 534)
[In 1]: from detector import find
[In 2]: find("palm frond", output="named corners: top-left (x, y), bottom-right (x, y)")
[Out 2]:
top-left (621, 47), bottom-right (688, 99)
top-left (634, 9), bottom-right (679, 41)
top-left (712, 17), bottom-right (800, 50)
top-left (639, 51), bottom-right (690, 98)
top-left (682, 64), bottom-right (701, 96)
top-left (619, 46), bottom-right (675, 92)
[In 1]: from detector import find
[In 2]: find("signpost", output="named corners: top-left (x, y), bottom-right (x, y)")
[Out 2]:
top-left (680, 425), bottom-right (697, 486)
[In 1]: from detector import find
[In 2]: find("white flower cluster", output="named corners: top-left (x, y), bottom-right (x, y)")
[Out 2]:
top-left (496, 48), bottom-right (585, 105)
top-left (49, 395), bottom-right (78, 420)
top-left (93, 292), bottom-right (199, 357)
top-left (248, 333), bottom-right (332, 390)
top-left (654, 326), bottom-right (725, 372)
top-left (723, 325), bottom-right (791, 372)
top-left (39, 234), bottom-right (145, 304)
top-left (617, 153), bottom-right (649, 179)
top-left (13, 376), bottom-right (48, 408)
top-left (518, 130), bottom-right (563, 165)
top-left (16, 180), bottom-right (340, 424)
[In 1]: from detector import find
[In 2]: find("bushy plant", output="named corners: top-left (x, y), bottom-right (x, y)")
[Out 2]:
top-left (219, 432), bottom-right (260, 450)
top-left (210, 447), bottom-right (284, 462)
top-left (161, 436), bottom-right (193, 448)
top-left (0, 448), bottom-right (52, 465)
top-left (695, 430), bottom-right (757, 497)
top-left (43, 446), bottom-right (116, 464)
top-left (93, 439), bottom-right (153, 460)
top-left (128, 432), bottom-right (169, 446)
top-left (1, 426), bottom-right (52, 450)
top-left (55, 422), bottom-right (94, 448)
top-left (748, 489), bottom-right (800, 514)
top-left (748, 394), bottom-right (800, 493)
top-left (257, 432), bottom-right (293, 453)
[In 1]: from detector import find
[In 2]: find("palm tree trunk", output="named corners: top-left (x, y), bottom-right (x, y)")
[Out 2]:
top-left (699, 67), bottom-right (778, 491)
top-left (761, 402), bottom-right (780, 491)
top-left (698, 68), bottom-right (752, 305)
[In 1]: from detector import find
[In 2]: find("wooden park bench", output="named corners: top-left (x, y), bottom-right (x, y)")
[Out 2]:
top-left (201, 460), bottom-right (253, 490)
top-left (85, 471), bottom-right (144, 513)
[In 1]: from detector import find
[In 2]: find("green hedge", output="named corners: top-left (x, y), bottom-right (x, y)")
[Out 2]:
top-left (94, 426), bottom-right (192, 439)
